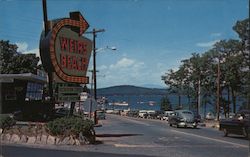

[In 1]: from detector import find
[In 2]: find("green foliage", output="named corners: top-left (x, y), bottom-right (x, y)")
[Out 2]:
top-left (0, 40), bottom-right (40, 74)
top-left (160, 96), bottom-right (172, 111)
top-left (46, 117), bottom-right (94, 138)
top-left (233, 18), bottom-right (249, 41)
top-left (162, 18), bottom-right (249, 114)
top-left (0, 115), bottom-right (16, 130)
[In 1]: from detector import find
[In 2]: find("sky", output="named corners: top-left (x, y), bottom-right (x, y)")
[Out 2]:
top-left (0, 0), bottom-right (248, 88)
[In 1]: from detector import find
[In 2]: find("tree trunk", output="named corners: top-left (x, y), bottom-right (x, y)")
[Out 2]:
top-left (227, 86), bottom-right (230, 118)
top-left (231, 89), bottom-right (236, 113)
top-left (196, 88), bottom-right (199, 115)
top-left (188, 95), bottom-right (191, 110)
top-left (178, 94), bottom-right (181, 108)
top-left (70, 102), bottom-right (75, 116)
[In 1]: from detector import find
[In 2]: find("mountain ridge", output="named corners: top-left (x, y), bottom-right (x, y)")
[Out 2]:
top-left (97, 85), bottom-right (167, 96)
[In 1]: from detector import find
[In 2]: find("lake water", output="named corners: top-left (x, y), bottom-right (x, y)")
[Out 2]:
top-left (101, 94), bottom-right (244, 117)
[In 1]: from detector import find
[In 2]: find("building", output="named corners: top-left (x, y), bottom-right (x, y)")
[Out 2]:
top-left (0, 73), bottom-right (47, 114)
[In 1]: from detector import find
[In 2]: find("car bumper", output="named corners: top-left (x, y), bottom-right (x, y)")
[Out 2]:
top-left (178, 122), bottom-right (197, 127)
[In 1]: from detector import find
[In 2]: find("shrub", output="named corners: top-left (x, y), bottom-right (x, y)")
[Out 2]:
top-left (0, 115), bottom-right (16, 130)
top-left (46, 117), bottom-right (95, 139)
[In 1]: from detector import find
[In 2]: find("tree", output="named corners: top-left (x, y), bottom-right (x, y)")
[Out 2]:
top-left (0, 40), bottom-right (39, 74)
top-left (161, 18), bottom-right (249, 115)
top-left (212, 39), bottom-right (244, 114)
top-left (160, 96), bottom-right (172, 111)
top-left (233, 18), bottom-right (250, 109)
top-left (233, 18), bottom-right (249, 41)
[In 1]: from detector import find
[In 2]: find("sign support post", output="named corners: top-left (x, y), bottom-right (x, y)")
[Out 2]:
top-left (42, 0), bottom-right (54, 102)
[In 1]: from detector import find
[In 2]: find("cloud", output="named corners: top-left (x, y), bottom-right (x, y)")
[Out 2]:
top-left (210, 33), bottom-right (221, 37)
top-left (196, 40), bottom-right (220, 48)
top-left (16, 42), bottom-right (39, 57)
top-left (97, 57), bottom-right (170, 88)
top-left (110, 57), bottom-right (135, 69)
top-left (16, 42), bottom-right (28, 52)
top-left (16, 42), bottom-right (41, 63)
top-left (97, 57), bottom-right (148, 87)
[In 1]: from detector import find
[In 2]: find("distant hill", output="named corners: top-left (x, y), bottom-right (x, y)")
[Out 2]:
top-left (140, 84), bottom-right (165, 89)
top-left (97, 85), bottom-right (167, 96)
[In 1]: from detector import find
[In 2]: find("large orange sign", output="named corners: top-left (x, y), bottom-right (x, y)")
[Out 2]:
top-left (40, 12), bottom-right (92, 84)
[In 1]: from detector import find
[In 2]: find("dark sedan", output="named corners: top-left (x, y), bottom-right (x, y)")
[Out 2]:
top-left (219, 110), bottom-right (250, 138)
top-left (168, 110), bottom-right (198, 128)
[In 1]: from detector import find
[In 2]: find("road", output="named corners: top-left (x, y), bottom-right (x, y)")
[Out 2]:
top-left (1, 114), bottom-right (250, 157)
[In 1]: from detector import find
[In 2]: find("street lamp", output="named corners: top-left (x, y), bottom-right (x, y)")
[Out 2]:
top-left (96, 46), bottom-right (117, 52)
top-left (93, 46), bottom-right (116, 100)
top-left (85, 29), bottom-right (117, 100)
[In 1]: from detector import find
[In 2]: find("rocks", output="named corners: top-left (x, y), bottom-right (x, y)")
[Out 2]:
top-left (1, 133), bottom-right (93, 146)
top-left (41, 135), bottom-right (48, 144)
top-left (59, 136), bottom-right (75, 145)
top-left (75, 139), bottom-right (81, 145)
top-left (20, 135), bottom-right (28, 143)
top-left (35, 135), bottom-right (48, 144)
top-left (2, 133), bottom-right (11, 141)
top-left (47, 135), bottom-right (56, 145)
top-left (27, 136), bottom-right (36, 144)
top-left (10, 134), bottom-right (20, 143)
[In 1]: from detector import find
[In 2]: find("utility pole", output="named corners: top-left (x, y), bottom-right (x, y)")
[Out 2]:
top-left (42, 0), bottom-right (53, 101)
top-left (216, 59), bottom-right (220, 121)
top-left (198, 78), bottom-right (201, 116)
top-left (42, 0), bottom-right (48, 35)
top-left (86, 28), bottom-right (105, 100)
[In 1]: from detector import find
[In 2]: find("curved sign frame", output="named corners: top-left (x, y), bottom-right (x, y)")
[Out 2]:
top-left (40, 12), bottom-right (92, 84)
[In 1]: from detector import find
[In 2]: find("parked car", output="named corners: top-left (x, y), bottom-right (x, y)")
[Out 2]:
top-left (54, 107), bottom-right (82, 119)
top-left (147, 110), bottom-right (157, 119)
top-left (156, 111), bottom-right (165, 119)
top-left (162, 111), bottom-right (174, 121)
top-left (219, 110), bottom-right (250, 138)
top-left (138, 110), bottom-right (148, 118)
top-left (96, 110), bottom-right (106, 120)
top-left (54, 107), bottom-right (70, 118)
top-left (168, 110), bottom-right (198, 128)
top-left (120, 110), bottom-right (129, 116)
top-left (127, 110), bottom-right (139, 117)
top-left (105, 109), bottom-right (114, 114)
top-left (194, 114), bottom-right (202, 123)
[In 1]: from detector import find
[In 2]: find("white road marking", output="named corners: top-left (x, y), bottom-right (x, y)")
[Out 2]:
top-left (171, 129), bottom-right (248, 148)
top-left (114, 144), bottom-right (157, 148)
top-left (114, 144), bottom-right (241, 148)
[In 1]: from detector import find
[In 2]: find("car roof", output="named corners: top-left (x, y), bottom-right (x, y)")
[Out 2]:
top-left (237, 110), bottom-right (250, 114)
top-left (175, 110), bottom-right (193, 112)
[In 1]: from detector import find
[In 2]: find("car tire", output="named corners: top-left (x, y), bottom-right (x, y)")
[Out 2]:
top-left (223, 129), bottom-right (228, 137)
top-left (169, 123), bottom-right (172, 127)
top-left (242, 127), bottom-right (249, 139)
top-left (193, 126), bottom-right (197, 129)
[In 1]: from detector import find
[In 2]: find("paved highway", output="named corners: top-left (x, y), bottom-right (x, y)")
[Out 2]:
top-left (1, 114), bottom-right (249, 157)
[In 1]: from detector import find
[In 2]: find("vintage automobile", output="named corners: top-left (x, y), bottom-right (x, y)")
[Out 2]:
top-left (219, 110), bottom-right (250, 138)
top-left (161, 111), bottom-right (174, 121)
top-left (168, 110), bottom-right (198, 128)
top-left (96, 110), bottom-right (106, 120)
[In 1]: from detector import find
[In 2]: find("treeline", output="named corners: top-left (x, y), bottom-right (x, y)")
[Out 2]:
top-left (0, 40), bottom-right (40, 74)
top-left (162, 18), bottom-right (249, 116)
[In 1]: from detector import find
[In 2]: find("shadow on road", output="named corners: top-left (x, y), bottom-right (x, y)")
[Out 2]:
top-left (226, 135), bottom-right (249, 140)
top-left (96, 133), bottom-right (143, 137)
